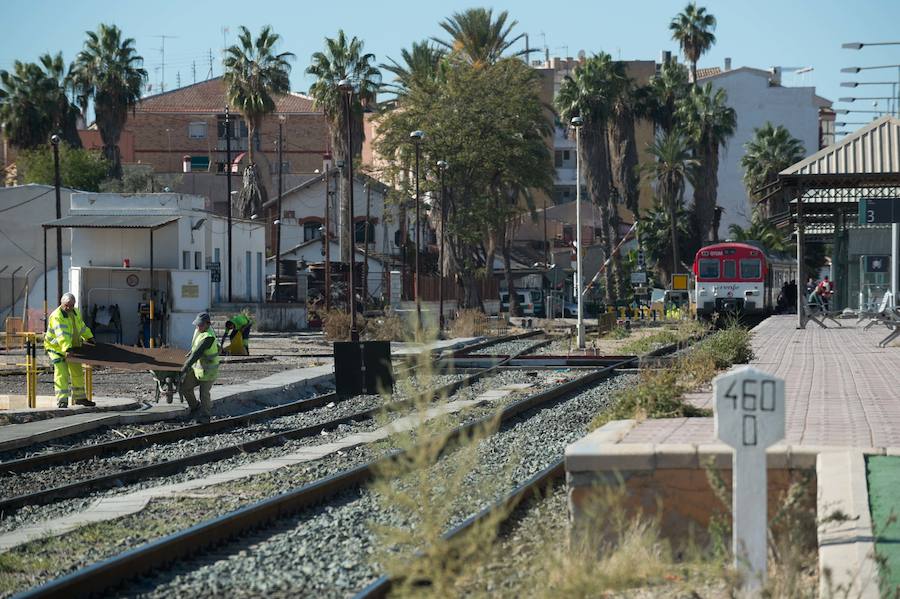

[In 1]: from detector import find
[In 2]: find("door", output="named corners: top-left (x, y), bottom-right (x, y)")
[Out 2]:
top-left (256, 252), bottom-right (263, 301)
top-left (245, 251), bottom-right (252, 301)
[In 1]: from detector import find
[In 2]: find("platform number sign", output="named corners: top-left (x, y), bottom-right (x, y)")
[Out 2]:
top-left (859, 198), bottom-right (900, 225)
top-left (714, 366), bottom-right (785, 594)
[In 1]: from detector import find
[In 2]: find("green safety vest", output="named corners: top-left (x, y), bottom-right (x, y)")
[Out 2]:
top-left (44, 307), bottom-right (93, 361)
top-left (191, 328), bottom-right (220, 382)
top-left (230, 314), bottom-right (251, 329)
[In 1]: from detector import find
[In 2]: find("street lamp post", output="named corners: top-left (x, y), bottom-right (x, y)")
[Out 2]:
top-left (274, 116), bottom-right (285, 302)
top-left (338, 78), bottom-right (359, 341)
top-left (225, 106), bottom-right (233, 303)
top-left (437, 160), bottom-right (449, 332)
top-left (410, 130), bottom-right (425, 337)
top-left (50, 135), bottom-right (63, 302)
top-left (571, 117), bottom-right (585, 349)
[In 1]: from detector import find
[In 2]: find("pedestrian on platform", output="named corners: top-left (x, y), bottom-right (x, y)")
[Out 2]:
top-left (44, 293), bottom-right (95, 408)
top-left (180, 312), bottom-right (220, 421)
top-left (221, 311), bottom-right (253, 356)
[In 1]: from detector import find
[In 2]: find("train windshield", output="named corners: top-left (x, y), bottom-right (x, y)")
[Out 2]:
top-left (698, 259), bottom-right (719, 279)
top-left (723, 260), bottom-right (736, 278)
top-left (740, 259), bottom-right (761, 279)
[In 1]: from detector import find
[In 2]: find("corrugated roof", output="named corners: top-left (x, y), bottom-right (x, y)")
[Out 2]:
top-left (780, 115), bottom-right (900, 176)
top-left (43, 215), bottom-right (179, 229)
top-left (136, 77), bottom-right (319, 114)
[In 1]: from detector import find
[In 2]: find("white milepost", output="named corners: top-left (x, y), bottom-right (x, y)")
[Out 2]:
top-left (714, 365), bottom-right (785, 594)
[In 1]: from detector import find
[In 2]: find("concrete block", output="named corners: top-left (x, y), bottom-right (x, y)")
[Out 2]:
top-left (566, 442), bottom-right (655, 472)
top-left (654, 444), bottom-right (698, 469)
top-left (765, 444), bottom-right (790, 469)
top-left (696, 443), bottom-right (732, 469)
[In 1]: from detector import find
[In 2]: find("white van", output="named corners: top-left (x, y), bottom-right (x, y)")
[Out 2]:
top-left (500, 289), bottom-right (544, 316)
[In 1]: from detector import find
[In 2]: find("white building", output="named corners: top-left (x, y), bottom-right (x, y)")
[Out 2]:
top-left (0, 184), bottom-right (76, 329)
top-left (697, 62), bottom-right (831, 236)
top-left (52, 192), bottom-right (264, 348)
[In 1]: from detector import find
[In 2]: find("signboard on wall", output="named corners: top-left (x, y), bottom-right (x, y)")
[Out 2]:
top-left (858, 198), bottom-right (900, 225)
top-left (206, 260), bottom-right (221, 283)
top-left (865, 255), bottom-right (890, 274)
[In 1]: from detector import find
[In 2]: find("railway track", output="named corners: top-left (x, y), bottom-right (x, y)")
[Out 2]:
top-left (0, 334), bottom-right (549, 516)
top-left (14, 354), bottom-right (634, 598)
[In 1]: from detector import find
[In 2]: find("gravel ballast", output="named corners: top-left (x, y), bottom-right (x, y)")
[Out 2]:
top-left (128, 371), bottom-right (637, 598)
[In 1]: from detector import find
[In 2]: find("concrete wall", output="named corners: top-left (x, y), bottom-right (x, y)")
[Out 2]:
top-left (207, 215), bottom-right (266, 303)
top-left (703, 69), bottom-right (824, 236)
top-left (213, 302), bottom-right (307, 331)
top-left (0, 184), bottom-right (76, 316)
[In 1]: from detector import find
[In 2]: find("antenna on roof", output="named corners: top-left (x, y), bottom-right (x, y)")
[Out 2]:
top-left (152, 34), bottom-right (178, 92)
top-left (207, 49), bottom-right (214, 79)
top-left (192, 60), bottom-right (196, 84)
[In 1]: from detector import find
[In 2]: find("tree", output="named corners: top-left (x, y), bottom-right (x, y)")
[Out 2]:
top-left (638, 199), bottom-right (692, 286)
top-left (669, 2), bottom-right (717, 85)
top-left (677, 82), bottom-right (736, 243)
top-left (380, 41), bottom-right (445, 99)
top-left (0, 54), bottom-right (81, 150)
top-left (73, 24), bottom-right (147, 178)
top-left (556, 53), bottom-right (629, 304)
top-left (307, 30), bottom-right (381, 262)
top-left (374, 58), bottom-right (553, 309)
top-left (643, 131), bottom-right (698, 281)
top-left (433, 8), bottom-right (526, 67)
top-left (224, 25), bottom-right (294, 219)
top-left (727, 215), bottom-right (792, 254)
top-left (638, 61), bottom-right (690, 136)
top-left (19, 146), bottom-right (109, 191)
top-left (741, 122), bottom-right (805, 216)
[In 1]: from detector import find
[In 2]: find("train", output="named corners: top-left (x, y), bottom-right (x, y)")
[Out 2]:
top-left (693, 241), bottom-right (797, 318)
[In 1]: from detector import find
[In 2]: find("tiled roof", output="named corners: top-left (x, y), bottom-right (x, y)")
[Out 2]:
top-left (136, 77), bottom-right (320, 114)
top-left (695, 66), bottom-right (722, 79)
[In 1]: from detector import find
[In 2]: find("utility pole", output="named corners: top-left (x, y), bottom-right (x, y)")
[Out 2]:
top-left (324, 166), bottom-right (332, 311)
top-left (274, 119), bottom-right (284, 302)
top-left (338, 80), bottom-right (359, 341)
top-left (437, 160), bottom-right (449, 332)
top-left (192, 60), bottom-right (196, 84)
top-left (225, 106), bottom-right (233, 303)
top-left (50, 135), bottom-right (62, 301)
top-left (364, 182), bottom-right (370, 309)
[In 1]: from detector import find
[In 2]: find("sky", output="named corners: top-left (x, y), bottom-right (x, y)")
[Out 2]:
top-left (3, 0), bottom-right (900, 135)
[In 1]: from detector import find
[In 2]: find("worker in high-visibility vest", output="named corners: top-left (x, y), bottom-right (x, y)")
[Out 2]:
top-left (44, 293), bottom-right (95, 408)
top-left (221, 312), bottom-right (253, 356)
top-left (180, 312), bottom-right (220, 421)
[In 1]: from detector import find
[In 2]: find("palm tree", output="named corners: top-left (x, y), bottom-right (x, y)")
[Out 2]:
top-left (741, 122), bottom-right (805, 216)
top-left (556, 52), bottom-right (629, 304)
top-left (677, 82), bottom-right (736, 243)
top-left (608, 69), bottom-right (641, 219)
top-left (727, 215), bottom-right (792, 254)
top-left (0, 55), bottom-right (82, 150)
top-left (639, 199), bottom-right (692, 285)
top-left (638, 61), bottom-right (690, 136)
top-left (73, 24), bottom-right (147, 178)
top-left (307, 30), bottom-right (381, 262)
top-left (38, 53), bottom-right (82, 148)
top-left (434, 8), bottom-right (525, 66)
top-left (224, 25), bottom-right (294, 219)
top-left (644, 131), bottom-right (698, 280)
top-left (380, 41), bottom-right (445, 99)
top-left (669, 3), bottom-right (717, 84)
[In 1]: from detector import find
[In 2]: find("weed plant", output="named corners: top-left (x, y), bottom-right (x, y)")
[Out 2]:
top-left (450, 309), bottom-right (489, 338)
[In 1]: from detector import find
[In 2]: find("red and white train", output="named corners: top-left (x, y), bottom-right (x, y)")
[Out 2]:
top-left (693, 242), bottom-right (796, 318)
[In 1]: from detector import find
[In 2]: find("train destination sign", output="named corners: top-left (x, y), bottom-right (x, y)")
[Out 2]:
top-left (858, 198), bottom-right (900, 225)
top-left (714, 366), bottom-right (785, 594)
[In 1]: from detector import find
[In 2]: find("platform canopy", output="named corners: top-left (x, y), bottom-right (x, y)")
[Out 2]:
top-left (767, 116), bottom-right (900, 240)
top-left (42, 214), bottom-right (179, 230)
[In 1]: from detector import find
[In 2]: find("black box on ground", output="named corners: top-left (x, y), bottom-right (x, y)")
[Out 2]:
top-left (334, 341), bottom-right (394, 396)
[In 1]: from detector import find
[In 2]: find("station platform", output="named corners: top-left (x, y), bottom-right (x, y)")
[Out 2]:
top-left (567, 315), bottom-right (899, 599)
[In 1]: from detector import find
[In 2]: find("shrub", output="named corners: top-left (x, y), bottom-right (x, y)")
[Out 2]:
top-left (321, 309), bottom-right (357, 341)
top-left (450, 309), bottom-right (488, 337)
top-left (365, 311), bottom-right (405, 341)
top-left (18, 146), bottom-right (109, 191)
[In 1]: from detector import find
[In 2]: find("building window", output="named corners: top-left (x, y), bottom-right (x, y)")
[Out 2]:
top-left (182, 251), bottom-right (190, 270)
top-left (562, 226), bottom-right (574, 243)
top-left (217, 117), bottom-right (248, 139)
top-left (189, 156), bottom-right (210, 172)
top-left (354, 220), bottom-right (376, 243)
top-left (563, 150), bottom-right (571, 161)
top-left (554, 150), bottom-right (563, 168)
top-left (194, 251), bottom-right (202, 270)
top-left (188, 122), bottom-right (207, 139)
top-left (304, 221), bottom-right (323, 242)
top-left (284, 210), bottom-right (295, 220)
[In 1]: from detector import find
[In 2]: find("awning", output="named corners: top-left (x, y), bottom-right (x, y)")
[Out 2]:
top-left (42, 214), bottom-right (179, 229)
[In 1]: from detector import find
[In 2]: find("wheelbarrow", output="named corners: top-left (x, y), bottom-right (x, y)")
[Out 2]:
top-left (150, 369), bottom-right (183, 404)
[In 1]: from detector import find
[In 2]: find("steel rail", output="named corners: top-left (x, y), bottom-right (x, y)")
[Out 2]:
top-left (16, 356), bottom-right (631, 599)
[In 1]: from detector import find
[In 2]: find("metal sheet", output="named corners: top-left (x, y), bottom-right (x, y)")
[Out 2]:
top-left (42, 214), bottom-right (179, 229)
top-left (66, 342), bottom-right (185, 371)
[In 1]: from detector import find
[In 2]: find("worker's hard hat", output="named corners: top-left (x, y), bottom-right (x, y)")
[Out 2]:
top-left (192, 312), bottom-right (211, 326)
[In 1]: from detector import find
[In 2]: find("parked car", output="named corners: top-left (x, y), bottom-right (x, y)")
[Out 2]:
top-left (500, 289), bottom-right (545, 317)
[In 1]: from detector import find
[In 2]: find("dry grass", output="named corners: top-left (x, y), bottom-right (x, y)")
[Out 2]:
top-left (321, 309), bottom-right (356, 341)
top-left (450, 309), bottom-right (489, 338)
top-left (365, 311), bottom-right (406, 342)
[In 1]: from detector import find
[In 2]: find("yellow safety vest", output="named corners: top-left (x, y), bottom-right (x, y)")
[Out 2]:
top-left (44, 307), bottom-right (93, 361)
top-left (191, 328), bottom-right (220, 382)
